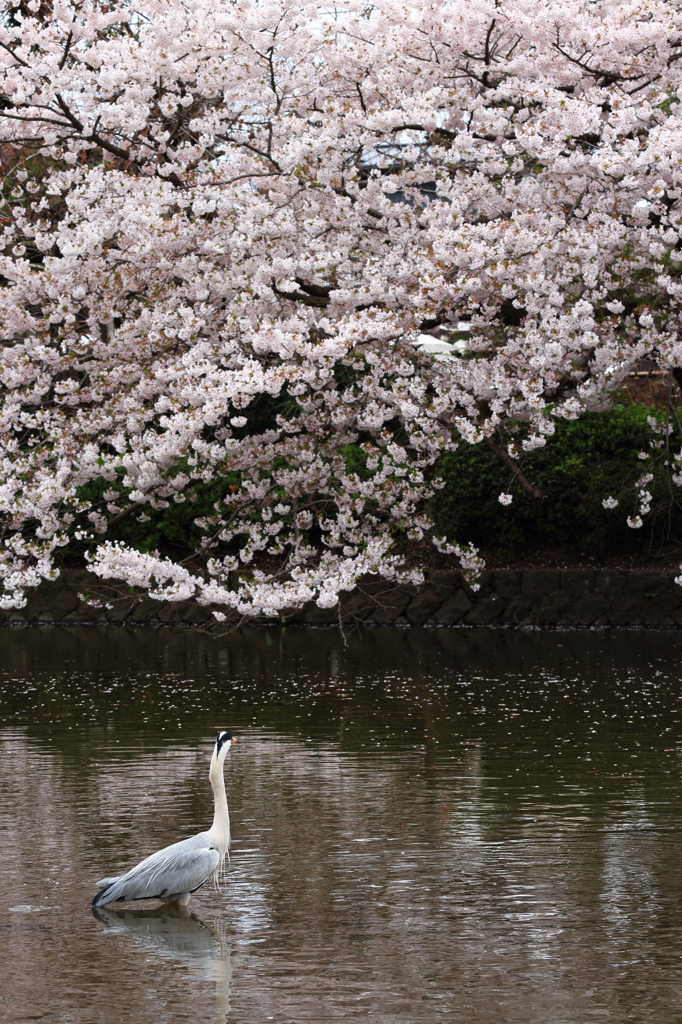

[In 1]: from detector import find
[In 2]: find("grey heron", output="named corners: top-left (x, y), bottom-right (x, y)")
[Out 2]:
top-left (92, 731), bottom-right (237, 908)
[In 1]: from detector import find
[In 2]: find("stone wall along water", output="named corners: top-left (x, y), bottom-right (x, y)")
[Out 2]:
top-left (2, 567), bottom-right (682, 628)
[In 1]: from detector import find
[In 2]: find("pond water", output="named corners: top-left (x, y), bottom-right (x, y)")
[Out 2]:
top-left (1, 626), bottom-right (682, 1024)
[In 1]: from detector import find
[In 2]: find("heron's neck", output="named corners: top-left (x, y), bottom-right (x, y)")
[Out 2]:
top-left (208, 755), bottom-right (231, 854)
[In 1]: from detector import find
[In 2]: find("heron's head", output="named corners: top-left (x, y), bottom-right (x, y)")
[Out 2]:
top-left (216, 731), bottom-right (237, 758)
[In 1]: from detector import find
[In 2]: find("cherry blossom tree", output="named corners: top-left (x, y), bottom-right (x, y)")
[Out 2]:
top-left (1, 0), bottom-right (682, 617)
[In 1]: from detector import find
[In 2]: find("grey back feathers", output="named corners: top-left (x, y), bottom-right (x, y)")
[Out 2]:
top-left (92, 833), bottom-right (220, 907)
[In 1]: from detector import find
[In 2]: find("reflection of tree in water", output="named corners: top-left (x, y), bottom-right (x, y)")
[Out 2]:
top-left (93, 906), bottom-right (231, 1023)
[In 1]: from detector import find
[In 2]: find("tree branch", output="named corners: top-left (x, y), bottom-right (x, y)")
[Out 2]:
top-left (106, 502), bottom-right (143, 530)
top-left (484, 435), bottom-right (545, 498)
top-left (52, 93), bottom-right (185, 186)
top-left (58, 30), bottom-right (74, 71)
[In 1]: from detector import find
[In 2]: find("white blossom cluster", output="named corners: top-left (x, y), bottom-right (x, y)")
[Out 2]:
top-left (1, 1), bottom-right (682, 613)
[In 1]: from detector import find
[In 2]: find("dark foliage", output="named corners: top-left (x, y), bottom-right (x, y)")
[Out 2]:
top-left (431, 405), bottom-right (682, 561)
top-left (75, 472), bottom-right (237, 557)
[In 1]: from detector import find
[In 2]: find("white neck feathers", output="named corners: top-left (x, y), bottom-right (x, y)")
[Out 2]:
top-left (207, 745), bottom-right (231, 856)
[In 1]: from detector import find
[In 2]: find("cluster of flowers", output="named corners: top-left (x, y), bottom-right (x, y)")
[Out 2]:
top-left (1, 0), bottom-right (682, 615)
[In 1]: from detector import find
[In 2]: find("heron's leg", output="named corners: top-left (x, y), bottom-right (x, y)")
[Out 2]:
top-left (160, 891), bottom-right (192, 907)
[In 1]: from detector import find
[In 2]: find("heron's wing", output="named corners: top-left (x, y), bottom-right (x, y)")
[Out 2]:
top-left (92, 833), bottom-right (220, 907)
top-left (96, 876), bottom-right (121, 886)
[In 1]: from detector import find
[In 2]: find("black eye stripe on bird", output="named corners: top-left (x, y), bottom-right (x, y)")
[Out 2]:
top-left (92, 730), bottom-right (237, 909)
top-left (217, 732), bottom-right (233, 751)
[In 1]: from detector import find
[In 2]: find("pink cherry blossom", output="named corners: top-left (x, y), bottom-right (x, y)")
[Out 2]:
top-left (0, 1), bottom-right (681, 615)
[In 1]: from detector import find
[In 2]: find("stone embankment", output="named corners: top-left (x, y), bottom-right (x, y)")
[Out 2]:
top-left (2, 566), bottom-right (682, 627)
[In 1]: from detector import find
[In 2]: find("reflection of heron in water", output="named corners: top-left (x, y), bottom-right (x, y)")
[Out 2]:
top-left (93, 732), bottom-right (237, 908)
top-left (93, 905), bottom-right (232, 1023)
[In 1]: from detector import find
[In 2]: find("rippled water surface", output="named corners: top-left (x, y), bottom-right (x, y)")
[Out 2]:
top-left (2, 626), bottom-right (682, 1023)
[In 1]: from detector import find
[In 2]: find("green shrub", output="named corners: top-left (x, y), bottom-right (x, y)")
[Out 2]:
top-left (430, 405), bottom-right (682, 560)
top-left (73, 473), bottom-right (238, 557)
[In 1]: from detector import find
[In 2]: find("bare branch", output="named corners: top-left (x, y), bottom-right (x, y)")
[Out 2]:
top-left (484, 436), bottom-right (545, 499)
top-left (106, 502), bottom-right (143, 530)
top-left (0, 39), bottom-right (29, 68)
top-left (58, 30), bottom-right (74, 71)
